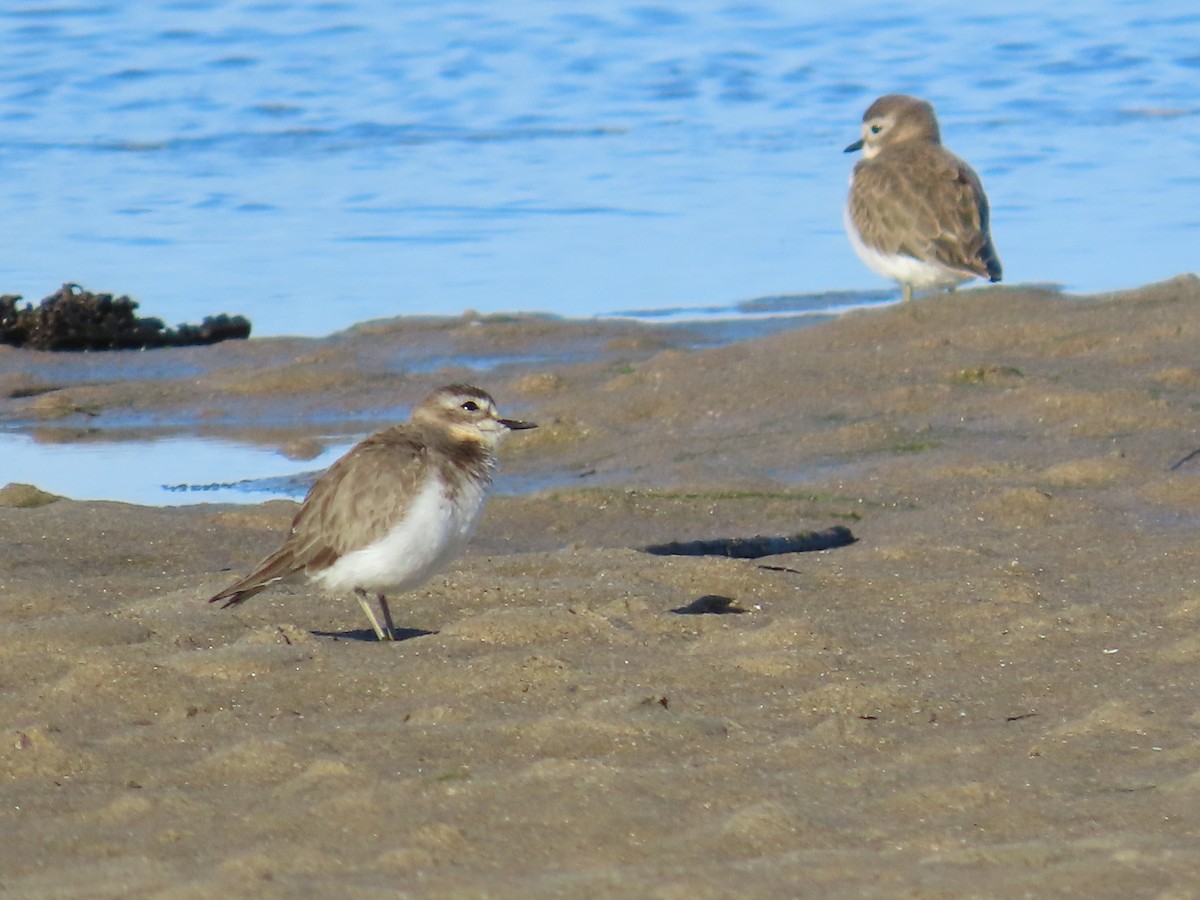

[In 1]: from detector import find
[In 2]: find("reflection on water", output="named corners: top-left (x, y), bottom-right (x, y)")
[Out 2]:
top-left (0, 433), bottom-right (351, 506)
top-left (608, 288), bottom-right (898, 322)
top-left (0, 432), bottom-right (610, 506)
top-left (0, 2), bottom-right (1196, 336)
top-left (0, 304), bottom-right (833, 505)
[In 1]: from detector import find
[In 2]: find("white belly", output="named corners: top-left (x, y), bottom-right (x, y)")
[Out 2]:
top-left (843, 204), bottom-right (972, 292)
top-left (314, 475), bottom-right (488, 595)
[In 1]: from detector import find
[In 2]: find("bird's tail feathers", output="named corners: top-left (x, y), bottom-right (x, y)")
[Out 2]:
top-left (208, 547), bottom-right (297, 608)
top-left (209, 582), bottom-right (266, 608)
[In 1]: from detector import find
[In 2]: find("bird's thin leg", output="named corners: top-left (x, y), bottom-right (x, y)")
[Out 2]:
top-left (377, 593), bottom-right (397, 642)
top-left (354, 587), bottom-right (391, 641)
top-left (902, 283), bottom-right (913, 303)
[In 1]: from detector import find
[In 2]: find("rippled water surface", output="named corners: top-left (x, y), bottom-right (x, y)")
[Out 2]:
top-left (2, 1), bottom-right (1197, 336)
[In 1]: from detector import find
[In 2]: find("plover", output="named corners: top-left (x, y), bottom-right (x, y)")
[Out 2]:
top-left (209, 383), bottom-right (536, 641)
top-left (844, 93), bottom-right (1002, 303)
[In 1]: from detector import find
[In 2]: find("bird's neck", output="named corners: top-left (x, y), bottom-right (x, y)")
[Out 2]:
top-left (430, 434), bottom-right (496, 490)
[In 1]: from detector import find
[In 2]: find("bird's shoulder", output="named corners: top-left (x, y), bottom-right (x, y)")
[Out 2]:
top-left (854, 143), bottom-right (984, 201)
top-left (851, 143), bottom-right (995, 270)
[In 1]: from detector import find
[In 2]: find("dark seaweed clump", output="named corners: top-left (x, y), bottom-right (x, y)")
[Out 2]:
top-left (0, 284), bottom-right (251, 351)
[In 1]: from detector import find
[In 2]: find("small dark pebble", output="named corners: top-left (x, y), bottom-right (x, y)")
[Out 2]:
top-left (0, 283), bottom-right (251, 351)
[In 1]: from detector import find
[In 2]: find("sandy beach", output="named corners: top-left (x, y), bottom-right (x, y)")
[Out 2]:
top-left (3, 277), bottom-right (1200, 897)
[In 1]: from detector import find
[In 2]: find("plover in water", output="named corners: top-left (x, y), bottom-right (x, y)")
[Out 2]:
top-left (209, 383), bottom-right (536, 640)
top-left (844, 93), bottom-right (1002, 303)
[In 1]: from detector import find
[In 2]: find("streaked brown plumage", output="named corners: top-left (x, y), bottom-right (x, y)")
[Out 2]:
top-left (844, 93), bottom-right (1002, 302)
top-left (209, 383), bottom-right (536, 640)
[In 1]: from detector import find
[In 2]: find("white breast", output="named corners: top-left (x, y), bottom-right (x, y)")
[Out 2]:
top-left (314, 474), bottom-right (489, 595)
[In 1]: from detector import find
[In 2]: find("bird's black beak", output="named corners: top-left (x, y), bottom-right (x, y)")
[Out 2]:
top-left (844, 138), bottom-right (864, 153)
top-left (500, 418), bottom-right (537, 431)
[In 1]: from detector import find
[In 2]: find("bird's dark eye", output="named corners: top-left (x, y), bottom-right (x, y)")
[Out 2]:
top-left (461, 400), bottom-right (480, 412)
top-left (870, 123), bottom-right (882, 134)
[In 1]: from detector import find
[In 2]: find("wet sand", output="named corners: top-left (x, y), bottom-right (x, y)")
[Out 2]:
top-left (3, 278), bottom-right (1200, 897)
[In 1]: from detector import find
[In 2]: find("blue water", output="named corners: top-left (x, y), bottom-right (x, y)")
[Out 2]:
top-left (1, 1), bottom-right (1197, 338)
top-left (0, 431), bottom-right (351, 505)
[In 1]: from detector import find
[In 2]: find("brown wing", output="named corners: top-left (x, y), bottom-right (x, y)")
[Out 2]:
top-left (209, 426), bottom-right (429, 607)
top-left (850, 144), bottom-right (1002, 282)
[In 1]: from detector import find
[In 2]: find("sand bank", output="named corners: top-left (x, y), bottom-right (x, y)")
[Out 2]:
top-left (3, 278), bottom-right (1200, 896)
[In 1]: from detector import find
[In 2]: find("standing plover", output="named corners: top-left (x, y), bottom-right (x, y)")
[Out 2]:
top-left (844, 93), bottom-right (1002, 303)
top-left (209, 383), bottom-right (536, 640)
